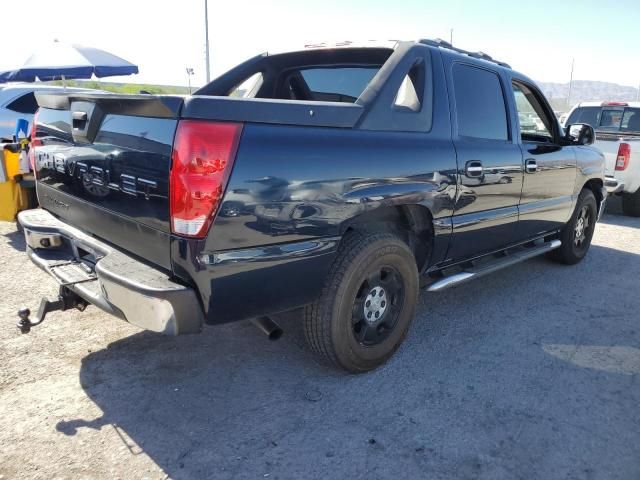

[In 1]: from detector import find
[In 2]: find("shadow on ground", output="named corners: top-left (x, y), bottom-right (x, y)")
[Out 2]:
top-left (56, 240), bottom-right (640, 480)
top-left (2, 224), bottom-right (25, 252)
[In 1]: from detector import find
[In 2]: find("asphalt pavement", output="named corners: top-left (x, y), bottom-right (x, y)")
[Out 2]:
top-left (0, 197), bottom-right (638, 480)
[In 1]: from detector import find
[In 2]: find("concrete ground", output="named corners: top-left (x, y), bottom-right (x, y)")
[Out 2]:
top-left (0, 198), bottom-right (638, 480)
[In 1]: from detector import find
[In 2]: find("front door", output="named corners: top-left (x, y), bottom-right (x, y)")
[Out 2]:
top-left (511, 81), bottom-right (577, 239)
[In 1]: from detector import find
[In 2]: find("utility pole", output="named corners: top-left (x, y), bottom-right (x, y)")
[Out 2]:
top-left (567, 58), bottom-right (575, 109)
top-left (204, 0), bottom-right (211, 83)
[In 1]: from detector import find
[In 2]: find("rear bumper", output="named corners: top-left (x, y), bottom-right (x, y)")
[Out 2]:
top-left (17, 208), bottom-right (203, 335)
top-left (604, 175), bottom-right (625, 194)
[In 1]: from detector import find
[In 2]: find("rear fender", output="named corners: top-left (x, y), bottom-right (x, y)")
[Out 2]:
top-left (339, 180), bottom-right (454, 268)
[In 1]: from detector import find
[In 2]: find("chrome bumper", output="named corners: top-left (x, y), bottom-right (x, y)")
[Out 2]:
top-left (17, 209), bottom-right (203, 335)
top-left (605, 176), bottom-right (625, 194)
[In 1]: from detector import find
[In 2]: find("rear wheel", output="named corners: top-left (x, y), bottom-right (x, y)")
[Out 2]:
top-left (622, 189), bottom-right (640, 217)
top-left (548, 189), bottom-right (597, 265)
top-left (304, 231), bottom-right (419, 373)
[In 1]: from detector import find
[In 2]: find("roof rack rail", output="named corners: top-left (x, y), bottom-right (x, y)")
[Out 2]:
top-left (419, 38), bottom-right (511, 69)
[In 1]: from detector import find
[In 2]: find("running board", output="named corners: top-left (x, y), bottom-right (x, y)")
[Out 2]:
top-left (427, 239), bottom-right (561, 292)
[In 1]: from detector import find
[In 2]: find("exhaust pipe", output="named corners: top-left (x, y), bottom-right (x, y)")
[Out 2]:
top-left (250, 316), bottom-right (283, 341)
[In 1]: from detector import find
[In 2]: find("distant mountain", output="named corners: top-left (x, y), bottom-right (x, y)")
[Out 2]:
top-left (537, 80), bottom-right (639, 110)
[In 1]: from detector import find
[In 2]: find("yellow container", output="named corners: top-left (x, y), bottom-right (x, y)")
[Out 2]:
top-left (4, 150), bottom-right (21, 179)
top-left (0, 181), bottom-right (20, 221)
top-left (0, 150), bottom-right (30, 221)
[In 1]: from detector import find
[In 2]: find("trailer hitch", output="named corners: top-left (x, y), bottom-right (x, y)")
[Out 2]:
top-left (17, 286), bottom-right (88, 334)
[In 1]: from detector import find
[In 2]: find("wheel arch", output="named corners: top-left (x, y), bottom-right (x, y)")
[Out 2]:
top-left (582, 178), bottom-right (605, 213)
top-left (339, 204), bottom-right (435, 273)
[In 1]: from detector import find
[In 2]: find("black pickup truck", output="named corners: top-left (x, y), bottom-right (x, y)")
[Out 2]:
top-left (18, 39), bottom-right (605, 372)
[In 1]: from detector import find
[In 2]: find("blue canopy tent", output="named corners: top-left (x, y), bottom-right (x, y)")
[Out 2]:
top-left (0, 42), bottom-right (138, 84)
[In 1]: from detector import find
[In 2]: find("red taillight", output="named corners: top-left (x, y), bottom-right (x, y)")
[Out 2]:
top-left (616, 143), bottom-right (631, 171)
top-left (28, 108), bottom-right (40, 172)
top-left (602, 101), bottom-right (628, 107)
top-left (170, 120), bottom-right (243, 238)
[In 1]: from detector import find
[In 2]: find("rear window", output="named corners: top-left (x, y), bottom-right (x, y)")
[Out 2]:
top-left (566, 106), bottom-right (600, 128)
top-left (567, 106), bottom-right (640, 132)
top-left (293, 67), bottom-right (380, 103)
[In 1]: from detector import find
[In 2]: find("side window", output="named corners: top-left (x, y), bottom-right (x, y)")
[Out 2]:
top-left (394, 63), bottom-right (424, 112)
top-left (229, 72), bottom-right (264, 98)
top-left (6, 92), bottom-right (39, 114)
top-left (512, 82), bottom-right (554, 142)
top-left (566, 106), bottom-right (600, 128)
top-left (452, 64), bottom-right (508, 141)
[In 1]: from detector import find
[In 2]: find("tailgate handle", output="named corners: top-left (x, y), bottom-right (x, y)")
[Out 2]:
top-left (72, 111), bottom-right (88, 121)
top-left (72, 111), bottom-right (88, 131)
top-left (70, 101), bottom-right (103, 143)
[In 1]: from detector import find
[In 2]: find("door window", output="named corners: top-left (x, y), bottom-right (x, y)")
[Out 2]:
top-left (512, 82), bottom-right (555, 143)
top-left (452, 64), bottom-right (509, 141)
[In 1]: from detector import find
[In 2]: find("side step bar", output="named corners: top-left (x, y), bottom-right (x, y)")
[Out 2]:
top-left (427, 239), bottom-right (561, 292)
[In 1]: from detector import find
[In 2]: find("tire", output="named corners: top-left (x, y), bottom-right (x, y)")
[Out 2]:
top-left (622, 189), bottom-right (640, 217)
top-left (304, 231), bottom-right (419, 373)
top-left (548, 189), bottom-right (597, 265)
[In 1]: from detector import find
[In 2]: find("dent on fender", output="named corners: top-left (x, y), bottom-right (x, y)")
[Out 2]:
top-left (206, 123), bottom-right (459, 253)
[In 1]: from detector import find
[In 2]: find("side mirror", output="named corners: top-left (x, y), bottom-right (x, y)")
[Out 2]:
top-left (565, 123), bottom-right (595, 146)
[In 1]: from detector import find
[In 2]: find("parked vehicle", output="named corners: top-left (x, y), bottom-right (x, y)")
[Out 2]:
top-left (17, 39), bottom-right (605, 372)
top-left (0, 84), bottom-right (95, 140)
top-left (564, 101), bottom-right (640, 216)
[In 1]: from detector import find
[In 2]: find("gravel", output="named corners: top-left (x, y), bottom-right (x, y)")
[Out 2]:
top-left (1, 197), bottom-right (639, 480)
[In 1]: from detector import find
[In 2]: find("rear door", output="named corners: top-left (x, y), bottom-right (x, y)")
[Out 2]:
top-left (446, 61), bottom-right (524, 260)
top-left (510, 80), bottom-right (577, 238)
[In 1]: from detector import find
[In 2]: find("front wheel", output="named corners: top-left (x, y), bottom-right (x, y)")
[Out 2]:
top-left (548, 189), bottom-right (597, 265)
top-left (304, 231), bottom-right (419, 373)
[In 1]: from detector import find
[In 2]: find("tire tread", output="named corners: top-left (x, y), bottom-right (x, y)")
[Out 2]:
top-left (304, 231), bottom-right (414, 371)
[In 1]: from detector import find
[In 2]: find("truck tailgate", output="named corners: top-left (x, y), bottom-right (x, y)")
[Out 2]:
top-left (595, 132), bottom-right (640, 175)
top-left (32, 93), bottom-right (183, 269)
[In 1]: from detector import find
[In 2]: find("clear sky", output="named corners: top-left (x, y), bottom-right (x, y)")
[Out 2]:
top-left (2, 0), bottom-right (639, 88)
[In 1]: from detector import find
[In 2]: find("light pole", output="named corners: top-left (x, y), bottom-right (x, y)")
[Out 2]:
top-left (567, 58), bottom-right (575, 109)
top-left (450, 28), bottom-right (453, 45)
top-left (204, 0), bottom-right (211, 83)
top-left (636, 81), bottom-right (639, 102)
top-left (186, 68), bottom-right (194, 94)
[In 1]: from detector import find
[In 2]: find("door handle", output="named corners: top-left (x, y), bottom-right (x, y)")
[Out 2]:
top-left (525, 159), bottom-right (537, 173)
top-left (465, 160), bottom-right (483, 178)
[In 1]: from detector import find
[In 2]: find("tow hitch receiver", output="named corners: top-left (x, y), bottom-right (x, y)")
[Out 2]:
top-left (17, 286), bottom-right (89, 334)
